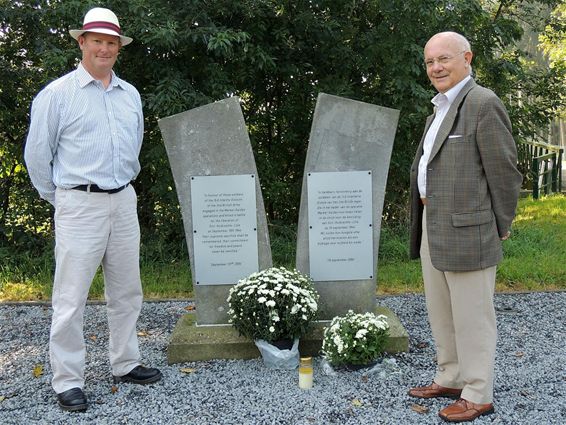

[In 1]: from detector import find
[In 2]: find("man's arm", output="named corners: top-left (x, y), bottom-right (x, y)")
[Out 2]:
top-left (24, 89), bottom-right (59, 205)
top-left (476, 94), bottom-right (523, 237)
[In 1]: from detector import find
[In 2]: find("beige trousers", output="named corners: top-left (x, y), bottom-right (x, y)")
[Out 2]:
top-left (420, 208), bottom-right (497, 404)
top-left (50, 185), bottom-right (143, 393)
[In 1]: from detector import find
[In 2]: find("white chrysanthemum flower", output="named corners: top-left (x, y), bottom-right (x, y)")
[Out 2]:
top-left (333, 335), bottom-right (344, 353)
top-left (269, 326), bottom-right (275, 333)
top-left (257, 296), bottom-right (267, 304)
top-left (266, 300), bottom-right (276, 308)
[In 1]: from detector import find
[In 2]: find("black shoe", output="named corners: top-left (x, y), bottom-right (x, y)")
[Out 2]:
top-left (57, 387), bottom-right (88, 412)
top-left (113, 365), bottom-right (162, 385)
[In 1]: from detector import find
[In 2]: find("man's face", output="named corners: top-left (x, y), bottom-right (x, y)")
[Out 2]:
top-left (79, 32), bottom-right (121, 78)
top-left (424, 35), bottom-right (472, 93)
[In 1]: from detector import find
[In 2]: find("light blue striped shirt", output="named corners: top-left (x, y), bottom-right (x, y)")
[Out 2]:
top-left (25, 62), bottom-right (143, 205)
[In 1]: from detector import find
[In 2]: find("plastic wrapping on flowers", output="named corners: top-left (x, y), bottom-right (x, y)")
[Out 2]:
top-left (227, 267), bottom-right (319, 342)
top-left (322, 310), bottom-right (390, 367)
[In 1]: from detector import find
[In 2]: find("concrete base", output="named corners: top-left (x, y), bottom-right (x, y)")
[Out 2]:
top-left (167, 306), bottom-right (408, 364)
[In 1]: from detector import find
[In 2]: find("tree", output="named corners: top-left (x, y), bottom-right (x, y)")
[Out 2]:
top-left (1, 0), bottom-right (564, 260)
top-left (539, 2), bottom-right (566, 118)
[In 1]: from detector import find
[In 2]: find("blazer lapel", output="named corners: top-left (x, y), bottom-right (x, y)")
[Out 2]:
top-left (428, 79), bottom-right (476, 163)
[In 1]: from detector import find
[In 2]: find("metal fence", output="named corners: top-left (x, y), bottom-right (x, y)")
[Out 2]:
top-left (518, 140), bottom-right (564, 199)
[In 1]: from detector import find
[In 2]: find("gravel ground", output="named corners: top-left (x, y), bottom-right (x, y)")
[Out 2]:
top-left (0, 292), bottom-right (564, 424)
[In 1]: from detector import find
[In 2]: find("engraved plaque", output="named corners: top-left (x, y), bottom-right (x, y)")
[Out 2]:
top-left (307, 170), bottom-right (373, 281)
top-left (191, 174), bottom-right (258, 284)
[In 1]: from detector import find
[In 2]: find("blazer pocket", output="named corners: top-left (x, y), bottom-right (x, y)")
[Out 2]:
top-left (451, 210), bottom-right (493, 227)
top-left (447, 134), bottom-right (464, 142)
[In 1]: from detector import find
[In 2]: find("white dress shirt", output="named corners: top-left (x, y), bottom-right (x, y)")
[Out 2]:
top-left (25, 62), bottom-right (143, 205)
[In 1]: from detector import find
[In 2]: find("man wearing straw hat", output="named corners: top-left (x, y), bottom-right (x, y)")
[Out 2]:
top-left (25, 7), bottom-right (161, 412)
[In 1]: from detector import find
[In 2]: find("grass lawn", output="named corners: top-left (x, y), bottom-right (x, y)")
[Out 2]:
top-left (1, 194), bottom-right (564, 301)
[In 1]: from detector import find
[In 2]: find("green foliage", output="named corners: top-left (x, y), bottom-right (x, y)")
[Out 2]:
top-left (1, 0), bottom-right (564, 270)
top-left (539, 3), bottom-right (566, 117)
top-left (227, 267), bottom-right (319, 342)
top-left (268, 221), bottom-right (297, 268)
top-left (322, 310), bottom-right (390, 367)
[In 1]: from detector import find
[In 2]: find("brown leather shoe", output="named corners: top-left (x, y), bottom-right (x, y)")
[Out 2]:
top-left (439, 398), bottom-right (494, 422)
top-left (408, 382), bottom-right (462, 399)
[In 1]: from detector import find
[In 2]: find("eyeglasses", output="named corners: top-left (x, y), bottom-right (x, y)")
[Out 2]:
top-left (424, 51), bottom-right (466, 68)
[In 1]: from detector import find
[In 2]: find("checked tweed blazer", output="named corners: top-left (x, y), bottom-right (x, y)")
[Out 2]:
top-left (409, 78), bottom-right (522, 272)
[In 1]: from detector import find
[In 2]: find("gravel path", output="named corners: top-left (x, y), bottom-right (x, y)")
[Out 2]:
top-left (0, 292), bottom-right (564, 424)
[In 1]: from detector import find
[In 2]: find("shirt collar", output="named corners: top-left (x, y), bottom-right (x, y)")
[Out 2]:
top-left (431, 75), bottom-right (471, 108)
top-left (76, 62), bottom-right (124, 90)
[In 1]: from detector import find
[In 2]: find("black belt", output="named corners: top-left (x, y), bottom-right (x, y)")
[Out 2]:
top-left (71, 183), bottom-right (129, 194)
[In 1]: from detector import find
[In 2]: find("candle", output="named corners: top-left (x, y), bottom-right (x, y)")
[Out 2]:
top-left (299, 357), bottom-right (313, 389)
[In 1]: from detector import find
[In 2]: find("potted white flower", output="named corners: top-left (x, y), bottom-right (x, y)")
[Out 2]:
top-left (227, 266), bottom-right (319, 368)
top-left (322, 310), bottom-right (390, 369)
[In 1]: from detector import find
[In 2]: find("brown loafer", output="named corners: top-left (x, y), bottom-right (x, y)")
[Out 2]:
top-left (439, 398), bottom-right (494, 422)
top-left (408, 382), bottom-right (462, 399)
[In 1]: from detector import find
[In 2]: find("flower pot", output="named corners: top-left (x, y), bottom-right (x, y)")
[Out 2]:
top-left (271, 339), bottom-right (294, 350)
top-left (340, 360), bottom-right (378, 371)
top-left (255, 338), bottom-right (300, 369)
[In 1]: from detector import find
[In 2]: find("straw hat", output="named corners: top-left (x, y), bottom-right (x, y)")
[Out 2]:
top-left (69, 7), bottom-right (133, 46)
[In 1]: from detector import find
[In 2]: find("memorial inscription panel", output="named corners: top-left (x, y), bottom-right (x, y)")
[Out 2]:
top-left (191, 174), bottom-right (258, 285)
top-left (307, 170), bottom-right (373, 281)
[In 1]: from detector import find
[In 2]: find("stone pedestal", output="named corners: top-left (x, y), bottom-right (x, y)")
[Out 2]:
top-left (167, 306), bottom-right (408, 364)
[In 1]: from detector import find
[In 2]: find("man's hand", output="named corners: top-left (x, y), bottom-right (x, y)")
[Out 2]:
top-left (500, 230), bottom-right (511, 241)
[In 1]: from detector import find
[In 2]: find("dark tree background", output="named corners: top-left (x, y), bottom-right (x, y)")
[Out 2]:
top-left (1, 0), bottom-right (564, 262)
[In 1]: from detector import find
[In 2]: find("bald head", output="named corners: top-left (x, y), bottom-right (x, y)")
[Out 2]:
top-left (424, 31), bottom-right (473, 93)
top-left (426, 32), bottom-right (471, 53)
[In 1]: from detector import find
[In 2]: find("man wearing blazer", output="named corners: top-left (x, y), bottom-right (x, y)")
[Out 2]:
top-left (408, 32), bottom-right (522, 422)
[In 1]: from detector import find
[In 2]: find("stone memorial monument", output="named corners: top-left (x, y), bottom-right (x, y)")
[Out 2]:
top-left (160, 94), bottom-right (408, 363)
top-left (158, 96), bottom-right (272, 325)
top-left (296, 93), bottom-right (401, 320)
